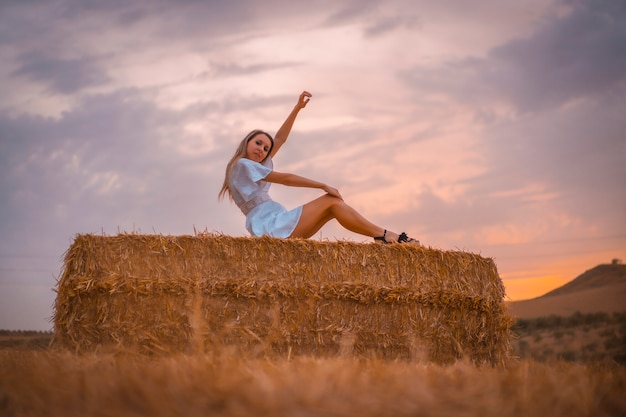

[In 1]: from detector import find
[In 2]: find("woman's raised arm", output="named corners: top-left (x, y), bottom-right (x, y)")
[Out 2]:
top-left (270, 91), bottom-right (312, 158)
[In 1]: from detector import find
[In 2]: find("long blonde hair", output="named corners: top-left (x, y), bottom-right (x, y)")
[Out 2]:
top-left (218, 130), bottom-right (274, 201)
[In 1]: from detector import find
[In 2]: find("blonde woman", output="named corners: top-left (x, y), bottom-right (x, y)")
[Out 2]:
top-left (219, 91), bottom-right (419, 244)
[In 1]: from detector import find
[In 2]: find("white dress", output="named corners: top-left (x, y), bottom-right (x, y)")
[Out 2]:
top-left (229, 157), bottom-right (303, 238)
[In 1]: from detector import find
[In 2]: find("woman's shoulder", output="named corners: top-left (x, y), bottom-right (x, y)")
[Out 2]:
top-left (232, 158), bottom-right (254, 174)
top-left (231, 157), bottom-right (273, 183)
top-left (235, 157), bottom-right (273, 169)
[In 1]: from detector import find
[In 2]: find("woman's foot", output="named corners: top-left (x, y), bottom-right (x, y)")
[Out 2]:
top-left (397, 232), bottom-right (420, 244)
top-left (374, 230), bottom-right (420, 245)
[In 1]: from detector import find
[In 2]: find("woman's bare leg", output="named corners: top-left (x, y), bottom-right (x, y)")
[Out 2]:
top-left (290, 195), bottom-right (403, 241)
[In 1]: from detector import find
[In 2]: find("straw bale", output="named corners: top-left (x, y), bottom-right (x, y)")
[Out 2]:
top-left (53, 233), bottom-right (514, 365)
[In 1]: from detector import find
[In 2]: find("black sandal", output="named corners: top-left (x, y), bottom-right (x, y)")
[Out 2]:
top-left (374, 229), bottom-right (391, 244)
top-left (397, 232), bottom-right (420, 245)
top-left (374, 230), bottom-right (420, 245)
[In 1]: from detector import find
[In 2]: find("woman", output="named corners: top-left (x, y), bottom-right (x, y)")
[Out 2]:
top-left (218, 91), bottom-right (419, 244)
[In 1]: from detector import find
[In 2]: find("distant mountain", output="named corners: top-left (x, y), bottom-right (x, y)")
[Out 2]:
top-left (541, 264), bottom-right (626, 298)
top-left (507, 263), bottom-right (626, 319)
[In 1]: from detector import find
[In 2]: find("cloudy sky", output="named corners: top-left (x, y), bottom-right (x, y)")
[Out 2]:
top-left (1, 0), bottom-right (624, 330)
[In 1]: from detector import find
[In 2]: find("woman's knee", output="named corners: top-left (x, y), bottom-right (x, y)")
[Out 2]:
top-left (308, 194), bottom-right (341, 213)
top-left (301, 195), bottom-right (345, 220)
top-left (321, 194), bottom-right (343, 208)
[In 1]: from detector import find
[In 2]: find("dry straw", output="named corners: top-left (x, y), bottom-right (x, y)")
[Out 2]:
top-left (53, 233), bottom-right (514, 365)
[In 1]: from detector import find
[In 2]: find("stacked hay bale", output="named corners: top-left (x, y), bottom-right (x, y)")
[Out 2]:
top-left (54, 233), bottom-right (514, 365)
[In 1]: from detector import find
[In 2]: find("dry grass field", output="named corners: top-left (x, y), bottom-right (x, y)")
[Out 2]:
top-left (1, 347), bottom-right (625, 417)
top-left (4, 309), bottom-right (620, 416)
top-left (1, 322), bottom-right (626, 417)
top-left (511, 312), bottom-right (626, 364)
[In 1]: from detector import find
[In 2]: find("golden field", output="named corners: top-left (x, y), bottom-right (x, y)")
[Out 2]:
top-left (1, 308), bottom-right (624, 416)
top-left (1, 343), bottom-right (625, 417)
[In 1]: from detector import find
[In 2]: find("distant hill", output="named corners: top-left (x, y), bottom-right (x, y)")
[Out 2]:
top-left (542, 264), bottom-right (626, 297)
top-left (507, 263), bottom-right (626, 319)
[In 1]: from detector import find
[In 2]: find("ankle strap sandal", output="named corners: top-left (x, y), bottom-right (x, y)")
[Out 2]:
top-left (374, 230), bottom-right (420, 245)
top-left (374, 229), bottom-right (390, 244)
top-left (397, 232), bottom-right (420, 244)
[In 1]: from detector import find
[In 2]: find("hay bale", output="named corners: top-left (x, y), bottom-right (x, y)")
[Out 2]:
top-left (53, 233), bottom-right (514, 365)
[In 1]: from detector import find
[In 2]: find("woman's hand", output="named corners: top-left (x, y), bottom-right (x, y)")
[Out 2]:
top-left (296, 91), bottom-right (312, 109)
top-left (322, 184), bottom-right (343, 200)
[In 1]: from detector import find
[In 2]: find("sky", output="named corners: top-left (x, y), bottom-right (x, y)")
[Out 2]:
top-left (1, 0), bottom-right (625, 331)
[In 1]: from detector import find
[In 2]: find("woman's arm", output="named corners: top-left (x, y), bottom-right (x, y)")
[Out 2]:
top-left (265, 170), bottom-right (342, 200)
top-left (270, 91), bottom-right (312, 158)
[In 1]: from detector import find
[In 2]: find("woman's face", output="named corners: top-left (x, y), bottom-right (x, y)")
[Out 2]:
top-left (245, 133), bottom-right (272, 163)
